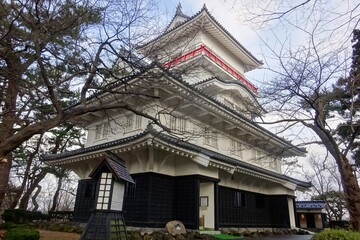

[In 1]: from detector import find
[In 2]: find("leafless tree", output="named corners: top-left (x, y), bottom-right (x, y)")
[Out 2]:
top-left (225, 0), bottom-right (360, 230)
top-left (0, 0), bottom-right (167, 209)
top-left (302, 153), bottom-right (347, 221)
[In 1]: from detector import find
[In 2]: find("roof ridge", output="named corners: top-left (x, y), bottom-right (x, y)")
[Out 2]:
top-left (42, 129), bottom-right (150, 161)
top-left (138, 5), bottom-right (262, 65)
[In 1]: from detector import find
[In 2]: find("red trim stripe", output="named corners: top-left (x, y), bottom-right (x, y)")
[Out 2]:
top-left (163, 45), bottom-right (258, 93)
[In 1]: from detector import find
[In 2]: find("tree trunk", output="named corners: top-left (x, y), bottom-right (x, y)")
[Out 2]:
top-left (18, 171), bottom-right (47, 210)
top-left (50, 174), bottom-right (64, 212)
top-left (315, 127), bottom-right (360, 230)
top-left (337, 156), bottom-right (360, 230)
top-left (0, 53), bottom-right (23, 208)
top-left (32, 185), bottom-right (42, 211)
top-left (0, 153), bottom-right (12, 209)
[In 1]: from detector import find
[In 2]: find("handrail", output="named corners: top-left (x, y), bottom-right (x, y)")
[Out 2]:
top-left (163, 44), bottom-right (258, 94)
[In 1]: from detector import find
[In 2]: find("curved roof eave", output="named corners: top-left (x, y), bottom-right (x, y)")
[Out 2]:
top-left (42, 127), bottom-right (311, 189)
top-left (152, 64), bottom-right (306, 156)
top-left (193, 77), bottom-right (267, 114)
top-left (63, 62), bottom-right (305, 157)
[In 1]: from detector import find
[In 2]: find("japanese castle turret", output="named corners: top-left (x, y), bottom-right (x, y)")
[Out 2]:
top-left (43, 4), bottom-right (311, 231)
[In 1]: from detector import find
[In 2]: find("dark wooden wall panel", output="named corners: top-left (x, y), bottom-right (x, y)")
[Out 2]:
top-left (73, 179), bottom-right (96, 222)
top-left (218, 186), bottom-right (290, 228)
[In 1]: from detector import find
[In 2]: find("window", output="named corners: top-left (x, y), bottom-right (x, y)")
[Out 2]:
top-left (96, 172), bottom-right (112, 210)
top-left (95, 122), bottom-right (110, 140)
top-left (169, 115), bottom-right (186, 132)
top-left (234, 191), bottom-right (245, 207)
top-left (250, 148), bottom-right (257, 161)
top-left (257, 150), bottom-right (265, 161)
top-left (85, 182), bottom-right (95, 198)
top-left (170, 115), bottom-right (177, 130)
top-left (204, 129), bottom-right (218, 148)
top-left (125, 114), bottom-right (142, 132)
top-left (200, 196), bottom-right (209, 207)
top-left (231, 140), bottom-right (243, 157)
top-left (124, 180), bottom-right (136, 198)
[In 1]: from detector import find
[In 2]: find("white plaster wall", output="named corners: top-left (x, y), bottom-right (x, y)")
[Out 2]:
top-left (218, 170), bottom-right (296, 196)
top-left (200, 31), bottom-right (246, 74)
top-left (123, 148), bottom-right (219, 178)
top-left (287, 197), bottom-right (296, 228)
top-left (155, 33), bottom-right (202, 63)
top-left (174, 157), bottom-right (218, 178)
top-left (199, 182), bottom-right (215, 229)
top-left (111, 181), bottom-right (125, 211)
top-left (83, 106), bottom-right (281, 174)
top-left (85, 113), bottom-right (144, 148)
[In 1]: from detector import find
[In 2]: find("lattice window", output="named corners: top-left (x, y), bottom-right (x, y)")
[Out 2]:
top-left (124, 180), bottom-right (136, 198)
top-left (234, 191), bottom-right (245, 207)
top-left (135, 115), bottom-right (142, 129)
top-left (257, 150), bottom-right (265, 161)
top-left (250, 148), bottom-right (257, 161)
top-left (231, 139), bottom-right (243, 158)
top-left (125, 115), bottom-right (134, 132)
top-left (96, 172), bottom-right (112, 210)
top-left (169, 115), bottom-right (186, 132)
top-left (125, 114), bottom-right (141, 132)
top-left (95, 122), bottom-right (110, 140)
top-left (204, 129), bottom-right (218, 148)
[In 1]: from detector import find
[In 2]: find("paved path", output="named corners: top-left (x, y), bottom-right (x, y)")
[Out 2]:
top-left (244, 235), bottom-right (313, 240)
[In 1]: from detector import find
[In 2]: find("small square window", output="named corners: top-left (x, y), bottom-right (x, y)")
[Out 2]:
top-left (200, 196), bottom-right (209, 207)
top-left (234, 191), bottom-right (245, 207)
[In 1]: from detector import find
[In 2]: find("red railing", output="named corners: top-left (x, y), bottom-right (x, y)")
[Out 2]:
top-left (163, 45), bottom-right (258, 93)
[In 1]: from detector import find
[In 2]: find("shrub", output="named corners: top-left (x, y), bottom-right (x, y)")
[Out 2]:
top-left (1, 209), bottom-right (49, 223)
top-left (0, 222), bottom-right (19, 230)
top-left (311, 229), bottom-right (360, 240)
top-left (4, 228), bottom-right (40, 240)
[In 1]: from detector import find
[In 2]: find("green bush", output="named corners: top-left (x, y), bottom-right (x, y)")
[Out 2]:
top-left (311, 229), bottom-right (360, 240)
top-left (1, 209), bottom-right (49, 223)
top-left (4, 228), bottom-right (40, 240)
top-left (0, 222), bottom-right (20, 230)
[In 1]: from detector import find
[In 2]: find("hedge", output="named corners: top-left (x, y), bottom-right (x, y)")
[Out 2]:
top-left (4, 228), bottom-right (40, 240)
top-left (1, 209), bottom-right (49, 223)
top-left (311, 229), bottom-right (360, 240)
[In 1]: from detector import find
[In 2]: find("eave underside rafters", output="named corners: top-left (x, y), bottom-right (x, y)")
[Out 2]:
top-left (44, 130), bottom-right (310, 190)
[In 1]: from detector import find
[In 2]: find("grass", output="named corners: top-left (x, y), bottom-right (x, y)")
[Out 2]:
top-left (213, 234), bottom-right (243, 239)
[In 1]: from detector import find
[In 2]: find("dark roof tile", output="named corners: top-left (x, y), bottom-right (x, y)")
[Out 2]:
top-left (296, 201), bottom-right (326, 209)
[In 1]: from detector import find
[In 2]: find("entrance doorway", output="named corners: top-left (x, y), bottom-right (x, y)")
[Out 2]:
top-left (199, 181), bottom-right (215, 229)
